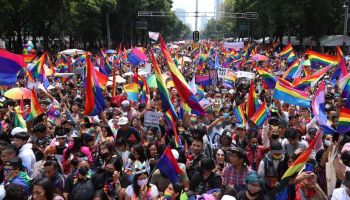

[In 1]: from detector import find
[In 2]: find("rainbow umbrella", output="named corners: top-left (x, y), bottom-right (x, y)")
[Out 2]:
top-left (4, 87), bottom-right (32, 99)
top-left (251, 54), bottom-right (268, 61)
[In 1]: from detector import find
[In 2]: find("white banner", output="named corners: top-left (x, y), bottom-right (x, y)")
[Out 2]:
top-left (235, 71), bottom-right (255, 79)
top-left (217, 67), bottom-right (228, 79)
top-left (223, 42), bottom-right (244, 51)
top-left (144, 111), bottom-right (163, 127)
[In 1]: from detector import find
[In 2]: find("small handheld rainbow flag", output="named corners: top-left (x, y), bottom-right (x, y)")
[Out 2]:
top-left (293, 65), bottom-right (331, 90)
top-left (338, 95), bottom-right (350, 133)
top-left (279, 43), bottom-right (293, 59)
top-left (281, 130), bottom-right (321, 179)
top-left (256, 67), bottom-right (277, 89)
top-left (14, 106), bottom-right (27, 129)
top-left (26, 89), bottom-right (44, 121)
top-left (282, 59), bottom-right (301, 80)
top-left (95, 69), bottom-right (109, 90)
top-left (164, 110), bottom-right (181, 148)
top-left (23, 54), bottom-right (36, 63)
top-left (233, 103), bottom-right (247, 127)
top-left (273, 81), bottom-right (311, 108)
top-left (123, 83), bottom-right (139, 102)
top-left (250, 101), bottom-right (270, 127)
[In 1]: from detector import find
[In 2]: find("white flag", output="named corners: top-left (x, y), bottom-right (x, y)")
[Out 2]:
top-left (148, 32), bottom-right (160, 41)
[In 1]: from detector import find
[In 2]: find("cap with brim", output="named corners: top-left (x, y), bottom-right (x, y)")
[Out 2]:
top-left (227, 147), bottom-right (246, 158)
top-left (117, 117), bottom-right (129, 125)
top-left (11, 127), bottom-right (28, 136)
top-left (236, 124), bottom-right (245, 129)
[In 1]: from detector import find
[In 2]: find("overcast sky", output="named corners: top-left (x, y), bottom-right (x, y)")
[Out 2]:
top-left (172, 0), bottom-right (215, 31)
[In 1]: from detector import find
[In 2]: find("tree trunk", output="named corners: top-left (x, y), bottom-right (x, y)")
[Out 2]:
top-left (16, 29), bottom-right (23, 54)
top-left (43, 33), bottom-right (49, 51)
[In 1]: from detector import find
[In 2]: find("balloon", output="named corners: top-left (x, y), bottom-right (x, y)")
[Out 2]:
top-left (27, 41), bottom-right (33, 46)
top-left (27, 47), bottom-right (32, 51)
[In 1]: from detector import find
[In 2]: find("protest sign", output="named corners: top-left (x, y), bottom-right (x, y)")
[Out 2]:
top-left (144, 111), bottom-right (163, 127)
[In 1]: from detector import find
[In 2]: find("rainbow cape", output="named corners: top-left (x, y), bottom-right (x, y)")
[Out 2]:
top-left (151, 50), bottom-right (177, 118)
top-left (281, 130), bottom-right (321, 179)
top-left (250, 101), bottom-right (270, 127)
top-left (26, 89), bottom-right (44, 121)
top-left (306, 50), bottom-right (338, 69)
top-left (273, 81), bottom-right (311, 108)
top-left (84, 53), bottom-right (106, 116)
top-left (159, 35), bottom-right (205, 116)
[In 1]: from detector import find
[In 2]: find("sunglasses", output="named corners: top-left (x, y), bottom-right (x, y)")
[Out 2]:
top-left (3, 168), bottom-right (13, 173)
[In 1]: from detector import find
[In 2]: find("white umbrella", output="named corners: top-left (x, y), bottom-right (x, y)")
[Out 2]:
top-left (170, 44), bottom-right (179, 49)
top-left (108, 75), bottom-right (126, 83)
top-left (179, 56), bottom-right (192, 63)
top-left (60, 49), bottom-right (85, 55)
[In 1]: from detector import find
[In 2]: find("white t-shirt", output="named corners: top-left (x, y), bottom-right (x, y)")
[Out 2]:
top-left (331, 187), bottom-right (350, 200)
top-left (125, 184), bottom-right (159, 199)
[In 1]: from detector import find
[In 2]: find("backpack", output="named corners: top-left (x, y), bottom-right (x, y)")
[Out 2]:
top-left (69, 179), bottom-right (94, 200)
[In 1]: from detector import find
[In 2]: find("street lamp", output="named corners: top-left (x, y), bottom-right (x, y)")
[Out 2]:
top-left (343, 0), bottom-right (349, 51)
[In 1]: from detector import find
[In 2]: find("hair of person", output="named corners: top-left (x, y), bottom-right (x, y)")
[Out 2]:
top-left (102, 125), bottom-right (114, 137)
top-left (172, 182), bottom-right (184, 200)
top-left (106, 156), bottom-right (123, 172)
top-left (2, 145), bottom-right (16, 154)
top-left (132, 144), bottom-right (147, 163)
top-left (192, 136), bottom-right (204, 144)
top-left (5, 156), bottom-right (23, 170)
top-left (3, 183), bottom-right (28, 200)
top-left (132, 171), bottom-right (149, 198)
top-left (33, 178), bottom-right (59, 200)
top-left (99, 141), bottom-right (117, 156)
top-left (64, 137), bottom-right (83, 160)
top-left (92, 190), bottom-right (109, 200)
top-left (200, 158), bottom-right (216, 171)
top-left (115, 137), bottom-right (127, 147)
top-left (44, 160), bottom-right (58, 170)
top-left (33, 123), bottom-right (46, 133)
top-left (12, 132), bottom-right (29, 141)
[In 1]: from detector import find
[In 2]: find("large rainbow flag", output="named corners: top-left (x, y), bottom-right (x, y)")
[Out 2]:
top-left (338, 96), bottom-right (350, 133)
top-left (282, 59), bottom-right (301, 80)
top-left (123, 83), bottom-right (139, 102)
top-left (293, 65), bottom-right (331, 90)
top-left (256, 67), bottom-right (277, 89)
top-left (164, 110), bottom-right (181, 148)
top-left (250, 101), bottom-right (270, 127)
top-left (246, 83), bottom-right (260, 118)
top-left (84, 53), bottom-right (106, 116)
top-left (279, 43), bottom-right (293, 59)
top-left (0, 50), bottom-right (26, 86)
top-left (28, 52), bottom-right (48, 87)
top-left (233, 103), bottom-right (247, 127)
top-left (159, 35), bottom-right (205, 116)
top-left (306, 50), bottom-right (339, 69)
top-left (273, 81), bottom-right (311, 108)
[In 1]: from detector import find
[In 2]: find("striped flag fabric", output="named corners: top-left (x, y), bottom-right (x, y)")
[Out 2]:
top-left (26, 89), bottom-right (44, 121)
top-left (250, 101), bottom-right (270, 127)
top-left (233, 103), bottom-right (247, 127)
top-left (273, 81), bottom-right (311, 108)
top-left (246, 83), bottom-right (260, 118)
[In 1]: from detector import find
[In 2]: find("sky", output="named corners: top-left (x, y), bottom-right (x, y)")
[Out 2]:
top-left (172, 0), bottom-right (215, 31)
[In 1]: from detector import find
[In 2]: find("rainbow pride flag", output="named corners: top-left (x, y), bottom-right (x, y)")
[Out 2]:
top-left (123, 83), bottom-right (139, 102)
top-left (331, 46), bottom-right (348, 86)
top-left (164, 110), bottom-right (181, 148)
top-left (338, 73), bottom-right (350, 98)
top-left (306, 50), bottom-right (339, 69)
top-left (222, 72), bottom-right (236, 89)
top-left (282, 130), bottom-right (321, 179)
top-left (279, 43), bottom-right (293, 59)
top-left (246, 83), bottom-right (260, 118)
top-left (151, 51), bottom-right (177, 118)
top-left (0, 49), bottom-right (26, 86)
top-left (250, 101), bottom-right (270, 127)
top-left (293, 65), bottom-right (331, 90)
top-left (84, 53), bottom-right (106, 116)
top-left (95, 69), bottom-right (109, 90)
top-left (28, 52), bottom-right (48, 86)
top-left (233, 103), bottom-right (247, 127)
top-left (282, 59), bottom-right (301, 80)
top-left (140, 76), bottom-right (150, 105)
top-left (286, 50), bottom-right (296, 64)
top-left (257, 67), bottom-right (277, 89)
top-left (14, 106), bottom-right (27, 129)
top-left (26, 89), bottom-right (44, 121)
top-left (23, 54), bottom-right (36, 63)
top-left (273, 81), bottom-right (310, 108)
top-left (160, 35), bottom-right (205, 116)
top-left (338, 95), bottom-right (350, 133)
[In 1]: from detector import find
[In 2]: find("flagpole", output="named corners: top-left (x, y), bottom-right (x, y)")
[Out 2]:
top-left (111, 60), bottom-right (117, 97)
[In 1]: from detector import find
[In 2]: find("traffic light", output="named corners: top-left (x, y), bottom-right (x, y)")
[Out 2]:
top-left (193, 31), bottom-right (199, 42)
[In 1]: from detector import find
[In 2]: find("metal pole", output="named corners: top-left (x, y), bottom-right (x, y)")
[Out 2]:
top-left (344, 1), bottom-right (349, 50)
top-left (195, 0), bottom-right (198, 31)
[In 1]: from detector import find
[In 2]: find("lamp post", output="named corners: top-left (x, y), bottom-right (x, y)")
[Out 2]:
top-left (343, 0), bottom-right (349, 51)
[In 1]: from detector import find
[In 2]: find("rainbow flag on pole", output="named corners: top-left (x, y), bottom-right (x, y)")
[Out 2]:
top-left (338, 95), bottom-right (350, 133)
top-left (159, 35), bottom-right (205, 116)
top-left (14, 106), bottom-right (27, 129)
top-left (233, 103), bottom-right (247, 127)
top-left (164, 110), bottom-right (181, 148)
top-left (84, 53), bottom-right (106, 116)
top-left (282, 59), bottom-right (301, 80)
top-left (273, 81), bottom-right (311, 108)
top-left (151, 50), bottom-right (177, 118)
top-left (250, 101), bottom-right (270, 127)
top-left (279, 43), bottom-right (293, 59)
top-left (281, 130), bottom-right (321, 179)
top-left (256, 67), bottom-right (277, 89)
top-left (293, 65), bottom-right (331, 90)
top-left (26, 89), bottom-right (44, 121)
top-left (246, 83), bottom-right (260, 118)
top-left (339, 73), bottom-right (350, 98)
top-left (123, 83), bottom-right (139, 102)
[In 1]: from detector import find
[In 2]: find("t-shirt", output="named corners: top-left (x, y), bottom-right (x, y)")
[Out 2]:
top-left (332, 188), bottom-right (350, 200)
top-left (125, 184), bottom-right (159, 199)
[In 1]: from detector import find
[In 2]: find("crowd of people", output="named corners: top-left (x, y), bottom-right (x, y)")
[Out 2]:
top-left (0, 39), bottom-right (349, 200)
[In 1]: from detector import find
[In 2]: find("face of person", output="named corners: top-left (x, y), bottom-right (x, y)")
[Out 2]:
top-left (132, 118), bottom-right (140, 127)
top-left (44, 165), bottom-right (56, 179)
top-left (11, 138), bottom-right (25, 149)
top-left (32, 185), bottom-right (46, 200)
top-left (56, 137), bottom-right (66, 146)
top-left (247, 182), bottom-right (261, 194)
top-left (191, 140), bottom-right (203, 155)
top-left (289, 138), bottom-right (299, 147)
top-left (3, 165), bottom-right (18, 180)
top-left (265, 176), bottom-right (277, 188)
top-left (0, 151), bottom-right (14, 163)
top-left (215, 149), bottom-right (225, 163)
top-left (149, 145), bottom-right (158, 158)
top-left (228, 153), bottom-right (242, 167)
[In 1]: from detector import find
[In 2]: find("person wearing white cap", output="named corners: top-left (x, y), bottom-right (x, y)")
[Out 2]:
top-left (121, 100), bottom-right (139, 122)
top-left (116, 117), bottom-right (141, 146)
